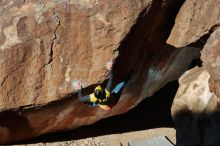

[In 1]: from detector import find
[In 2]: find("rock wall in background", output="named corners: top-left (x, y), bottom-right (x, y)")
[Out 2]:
top-left (0, 0), bottom-right (202, 144)
top-left (167, 0), bottom-right (220, 48)
top-left (170, 0), bottom-right (220, 145)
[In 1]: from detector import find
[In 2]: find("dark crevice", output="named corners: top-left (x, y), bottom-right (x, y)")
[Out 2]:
top-left (47, 13), bottom-right (60, 66)
top-left (0, 111), bottom-right (32, 143)
top-left (0, 75), bottom-right (8, 87)
top-left (162, 0), bottom-right (186, 42)
top-left (189, 24), bottom-right (220, 48)
top-left (189, 58), bottom-right (202, 68)
top-left (113, 0), bottom-right (186, 82)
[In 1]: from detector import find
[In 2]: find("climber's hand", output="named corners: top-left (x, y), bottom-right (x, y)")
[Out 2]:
top-left (72, 80), bottom-right (82, 91)
top-left (106, 60), bottom-right (113, 70)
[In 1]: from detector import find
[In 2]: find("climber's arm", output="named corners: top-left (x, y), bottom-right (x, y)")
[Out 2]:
top-left (106, 70), bottom-right (113, 92)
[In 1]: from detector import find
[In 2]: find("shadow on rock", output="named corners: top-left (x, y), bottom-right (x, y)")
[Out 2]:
top-left (0, 110), bottom-right (33, 144)
top-left (17, 80), bottom-right (178, 144)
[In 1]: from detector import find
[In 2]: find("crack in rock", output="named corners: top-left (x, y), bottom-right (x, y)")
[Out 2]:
top-left (46, 12), bottom-right (60, 67)
top-left (189, 23), bottom-right (220, 47)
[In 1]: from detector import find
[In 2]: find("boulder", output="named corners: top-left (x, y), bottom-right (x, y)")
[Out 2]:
top-left (171, 27), bottom-right (220, 146)
top-left (171, 67), bottom-right (216, 145)
top-left (167, 0), bottom-right (220, 48)
top-left (0, 0), bottom-right (198, 144)
top-left (201, 27), bottom-right (220, 97)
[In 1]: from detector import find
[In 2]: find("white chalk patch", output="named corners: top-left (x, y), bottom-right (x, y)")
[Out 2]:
top-left (35, 12), bottom-right (45, 24)
top-left (68, 0), bottom-right (99, 8)
top-left (65, 66), bottom-right (71, 82)
top-left (96, 13), bottom-right (111, 26)
top-left (148, 67), bottom-right (161, 81)
top-left (59, 56), bottom-right (63, 63)
top-left (195, 70), bottom-right (214, 109)
top-left (34, 3), bottom-right (47, 24)
top-left (179, 67), bottom-right (214, 113)
top-left (140, 67), bottom-right (161, 98)
top-left (72, 80), bottom-right (84, 90)
top-left (1, 17), bottom-right (22, 50)
top-left (57, 107), bottom-right (73, 120)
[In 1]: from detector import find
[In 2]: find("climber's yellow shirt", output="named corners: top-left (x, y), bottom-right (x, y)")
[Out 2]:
top-left (89, 89), bottom-right (112, 110)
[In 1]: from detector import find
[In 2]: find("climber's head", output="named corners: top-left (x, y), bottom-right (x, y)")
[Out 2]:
top-left (94, 85), bottom-right (104, 99)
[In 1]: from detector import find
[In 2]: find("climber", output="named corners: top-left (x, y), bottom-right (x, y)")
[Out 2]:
top-left (75, 61), bottom-right (131, 110)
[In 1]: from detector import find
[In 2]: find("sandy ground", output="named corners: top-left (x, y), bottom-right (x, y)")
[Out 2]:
top-left (16, 128), bottom-right (175, 146)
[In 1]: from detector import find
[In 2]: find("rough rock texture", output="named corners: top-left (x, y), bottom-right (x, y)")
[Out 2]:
top-left (167, 0), bottom-right (220, 48)
top-left (0, 0), bottom-right (199, 144)
top-left (0, 0), bottom-right (137, 109)
top-left (171, 67), bottom-right (217, 145)
top-left (200, 27), bottom-right (220, 146)
top-left (171, 0), bottom-right (220, 144)
top-left (201, 28), bottom-right (220, 97)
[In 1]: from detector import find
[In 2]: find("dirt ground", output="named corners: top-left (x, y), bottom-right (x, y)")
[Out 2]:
top-left (16, 81), bottom-right (178, 146)
top-left (16, 128), bottom-right (175, 146)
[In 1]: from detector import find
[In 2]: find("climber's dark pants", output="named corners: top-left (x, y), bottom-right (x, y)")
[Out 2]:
top-left (78, 71), bottom-right (132, 106)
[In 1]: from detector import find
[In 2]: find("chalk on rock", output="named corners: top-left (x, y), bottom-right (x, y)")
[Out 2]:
top-left (72, 80), bottom-right (84, 90)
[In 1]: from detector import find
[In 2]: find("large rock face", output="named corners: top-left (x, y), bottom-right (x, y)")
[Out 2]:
top-left (171, 67), bottom-right (217, 145)
top-left (172, 67), bottom-right (220, 146)
top-left (0, 0), bottom-right (199, 144)
top-left (1, 0), bottom-right (141, 109)
top-left (171, 0), bottom-right (220, 145)
top-left (201, 28), bottom-right (220, 97)
top-left (167, 0), bottom-right (220, 48)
